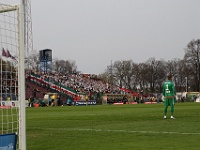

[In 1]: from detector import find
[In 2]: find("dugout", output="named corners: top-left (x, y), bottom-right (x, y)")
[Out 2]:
top-left (186, 92), bottom-right (200, 102)
top-left (102, 94), bottom-right (133, 105)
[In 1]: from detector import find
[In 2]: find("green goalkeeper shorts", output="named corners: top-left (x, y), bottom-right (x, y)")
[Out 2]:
top-left (164, 98), bottom-right (175, 107)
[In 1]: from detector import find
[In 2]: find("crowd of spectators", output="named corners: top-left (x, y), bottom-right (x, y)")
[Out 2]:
top-left (33, 72), bottom-right (123, 96)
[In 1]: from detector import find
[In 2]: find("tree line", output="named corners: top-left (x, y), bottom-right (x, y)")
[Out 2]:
top-left (100, 39), bottom-right (200, 93)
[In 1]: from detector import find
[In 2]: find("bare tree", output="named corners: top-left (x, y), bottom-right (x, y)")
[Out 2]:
top-left (25, 49), bottom-right (40, 72)
top-left (184, 39), bottom-right (200, 91)
top-left (146, 58), bottom-right (165, 93)
top-left (135, 62), bottom-right (149, 93)
top-left (113, 60), bottom-right (125, 87)
top-left (102, 60), bottom-right (136, 90)
top-left (98, 71), bottom-right (111, 84)
top-left (122, 60), bottom-right (135, 90)
top-left (53, 59), bottom-right (78, 74)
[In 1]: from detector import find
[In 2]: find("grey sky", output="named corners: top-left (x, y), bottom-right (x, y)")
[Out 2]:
top-left (31, 0), bottom-right (200, 74)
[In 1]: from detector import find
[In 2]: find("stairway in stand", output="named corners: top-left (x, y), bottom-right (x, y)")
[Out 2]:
top-left (25, 78), bottom-right (51, 100)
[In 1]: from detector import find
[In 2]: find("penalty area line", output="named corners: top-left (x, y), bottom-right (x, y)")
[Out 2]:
top-left (67, 128), bottom-right (200, 135)
top-left (34, 127), bottom-right (200, 135)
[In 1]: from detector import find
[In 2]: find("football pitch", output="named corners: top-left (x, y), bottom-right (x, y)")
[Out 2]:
top-left (26, 102), bottom-right (200, 150)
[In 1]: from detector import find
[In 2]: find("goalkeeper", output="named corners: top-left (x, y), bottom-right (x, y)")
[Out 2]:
top-left (162, 74), bottom-right (176, 119)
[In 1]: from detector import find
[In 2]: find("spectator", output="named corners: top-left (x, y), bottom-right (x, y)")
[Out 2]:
top-left (67, 98), bottom-right (71, 106)
top-left (30, 96), bottom-right (34, 107)
top-left (32, 88), bottom-right (39, 99)
top-left (57, 95), bottom-right (61, 106)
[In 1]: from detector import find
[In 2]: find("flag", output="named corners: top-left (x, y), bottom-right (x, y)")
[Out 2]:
top-left (2, 48), bottom-right (8, 57)
top-left (7, 49), bottom-right (16, 60)
top-left (7, 50), bottom-right (11, 57)
top-left (2, 48), bottom-right (17, 60)
top-left (11, 55), bottom-right (16, 60)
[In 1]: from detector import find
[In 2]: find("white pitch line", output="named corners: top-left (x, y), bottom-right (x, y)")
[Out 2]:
top-left (32, 127), bottom-right (200, 135)
top-left (66, 128), bottom-right (200, 135)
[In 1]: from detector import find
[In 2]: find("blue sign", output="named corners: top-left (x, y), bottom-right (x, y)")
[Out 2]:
top-left (0, 133), bottom-right (17, 150)
top-left (74, 100), bottom-right (96, 106)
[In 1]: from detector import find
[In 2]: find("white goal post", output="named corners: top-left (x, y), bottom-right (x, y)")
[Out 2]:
top-left (0, 2), bottom-right (26, 150)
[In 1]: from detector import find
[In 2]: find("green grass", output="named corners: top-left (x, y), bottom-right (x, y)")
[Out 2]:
top-left (26, 103), bottom-right (200, 150)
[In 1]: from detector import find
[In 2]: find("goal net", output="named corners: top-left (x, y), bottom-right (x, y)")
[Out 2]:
top-left (0, 1), bottom-right (26, 150)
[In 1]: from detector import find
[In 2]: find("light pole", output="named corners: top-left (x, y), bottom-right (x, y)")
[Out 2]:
top-left (111, 60), bottom-right (113, 85)
top-left (185, 77), bottom-right (187, 92)
top-left (151, 61), bottom-right (154, 93)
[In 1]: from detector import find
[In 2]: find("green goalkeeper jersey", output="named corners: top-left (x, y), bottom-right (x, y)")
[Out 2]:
top-left (162, 80), bottom-right (176, 97)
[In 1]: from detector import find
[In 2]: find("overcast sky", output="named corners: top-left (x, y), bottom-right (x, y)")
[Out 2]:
top-left (31, 0), bottom-right (200, 74)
